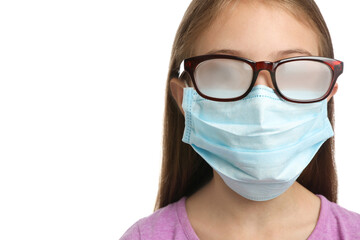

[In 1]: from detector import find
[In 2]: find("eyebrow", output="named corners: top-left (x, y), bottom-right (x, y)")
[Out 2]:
top-left (274, 49), bottom-right (313, 58)
top-left (206, 49), bottom-right (244, 56)
top-left (205, 48), bottom-right (313, 60)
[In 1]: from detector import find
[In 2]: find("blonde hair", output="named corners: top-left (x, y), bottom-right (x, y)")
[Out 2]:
top-left (156, 0), bottom-right (337, 210)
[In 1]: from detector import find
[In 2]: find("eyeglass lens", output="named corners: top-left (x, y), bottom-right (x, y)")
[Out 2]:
top-left (194, 58), bottom-right (333, 101)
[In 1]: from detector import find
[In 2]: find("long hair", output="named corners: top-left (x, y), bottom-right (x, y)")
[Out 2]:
top-left (155, 0), bottom-right (337, 210)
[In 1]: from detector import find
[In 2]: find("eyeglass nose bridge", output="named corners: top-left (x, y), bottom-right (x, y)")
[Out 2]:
top-left (254, 61), bottom-right (275, 73)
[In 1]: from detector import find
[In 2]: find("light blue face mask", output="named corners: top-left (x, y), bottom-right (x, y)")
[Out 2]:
top-left (182, 85), bottom-right (334, 201)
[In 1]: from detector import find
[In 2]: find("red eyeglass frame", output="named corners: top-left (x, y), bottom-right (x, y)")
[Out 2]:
top-left (179, 54), bottom-right (343, 103)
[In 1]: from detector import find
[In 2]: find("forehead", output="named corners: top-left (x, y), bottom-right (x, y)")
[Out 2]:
top-left (193, 1), bottom-right (319, 61)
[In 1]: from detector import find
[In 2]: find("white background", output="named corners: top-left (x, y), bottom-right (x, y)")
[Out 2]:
top-left (0, 1), bottom-right (358, 239)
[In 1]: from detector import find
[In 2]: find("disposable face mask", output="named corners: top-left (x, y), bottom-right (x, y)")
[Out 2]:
top-left (182, 85), bottom-right (334, 201)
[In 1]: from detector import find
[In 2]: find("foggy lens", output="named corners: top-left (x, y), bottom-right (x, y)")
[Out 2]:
top-left (194, 59), bottom-right (253, 99)
top-left (276, 60), bottom-right (332, 101)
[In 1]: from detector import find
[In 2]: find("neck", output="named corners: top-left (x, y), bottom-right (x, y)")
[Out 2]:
top-left (186, 171), bottom-right (320, 236)
top-left (215, 172), bottom-right (300, 224)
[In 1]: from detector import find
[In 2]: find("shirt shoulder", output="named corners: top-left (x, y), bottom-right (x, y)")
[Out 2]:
top-left (120, 197), bottom-right (198, 240)
top-left (309, 195), bottom-right (360, 240)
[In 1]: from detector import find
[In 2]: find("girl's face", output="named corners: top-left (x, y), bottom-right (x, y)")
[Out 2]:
top-left (194, 1), bottom-right (320, 88)
top-left (170, 1), bottom-right (337, 113)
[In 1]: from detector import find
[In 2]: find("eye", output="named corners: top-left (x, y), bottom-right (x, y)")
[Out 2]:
top-left (207, 62), bottom-right (236, 80)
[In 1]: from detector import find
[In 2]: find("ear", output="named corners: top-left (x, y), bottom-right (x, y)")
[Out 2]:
top-left (170, 78), bottom-right (186, 115)
top-left (327, 83), bottom-right (338, 102)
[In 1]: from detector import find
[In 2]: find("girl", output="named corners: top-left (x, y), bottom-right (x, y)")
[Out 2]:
top-left (121, 0), bottom-right (360, 239)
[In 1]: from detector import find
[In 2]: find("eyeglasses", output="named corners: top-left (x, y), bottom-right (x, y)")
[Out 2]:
top-left (179, 54), bottom-right (343, 103)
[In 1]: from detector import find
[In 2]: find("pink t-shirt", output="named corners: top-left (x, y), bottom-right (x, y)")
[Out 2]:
top-left (120, 195), bottom-right (360, 240)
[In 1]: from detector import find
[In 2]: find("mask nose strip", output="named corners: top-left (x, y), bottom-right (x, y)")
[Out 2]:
top-left (246, 85), bottom-right (282, 101)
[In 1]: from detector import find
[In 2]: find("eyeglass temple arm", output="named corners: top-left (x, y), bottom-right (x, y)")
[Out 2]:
top-left (179, 60), bottom-right (185, 75)
top-left (335, 61), bottom-right (344, 79)
top-left (178, 60), bottom-right (189, 87)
